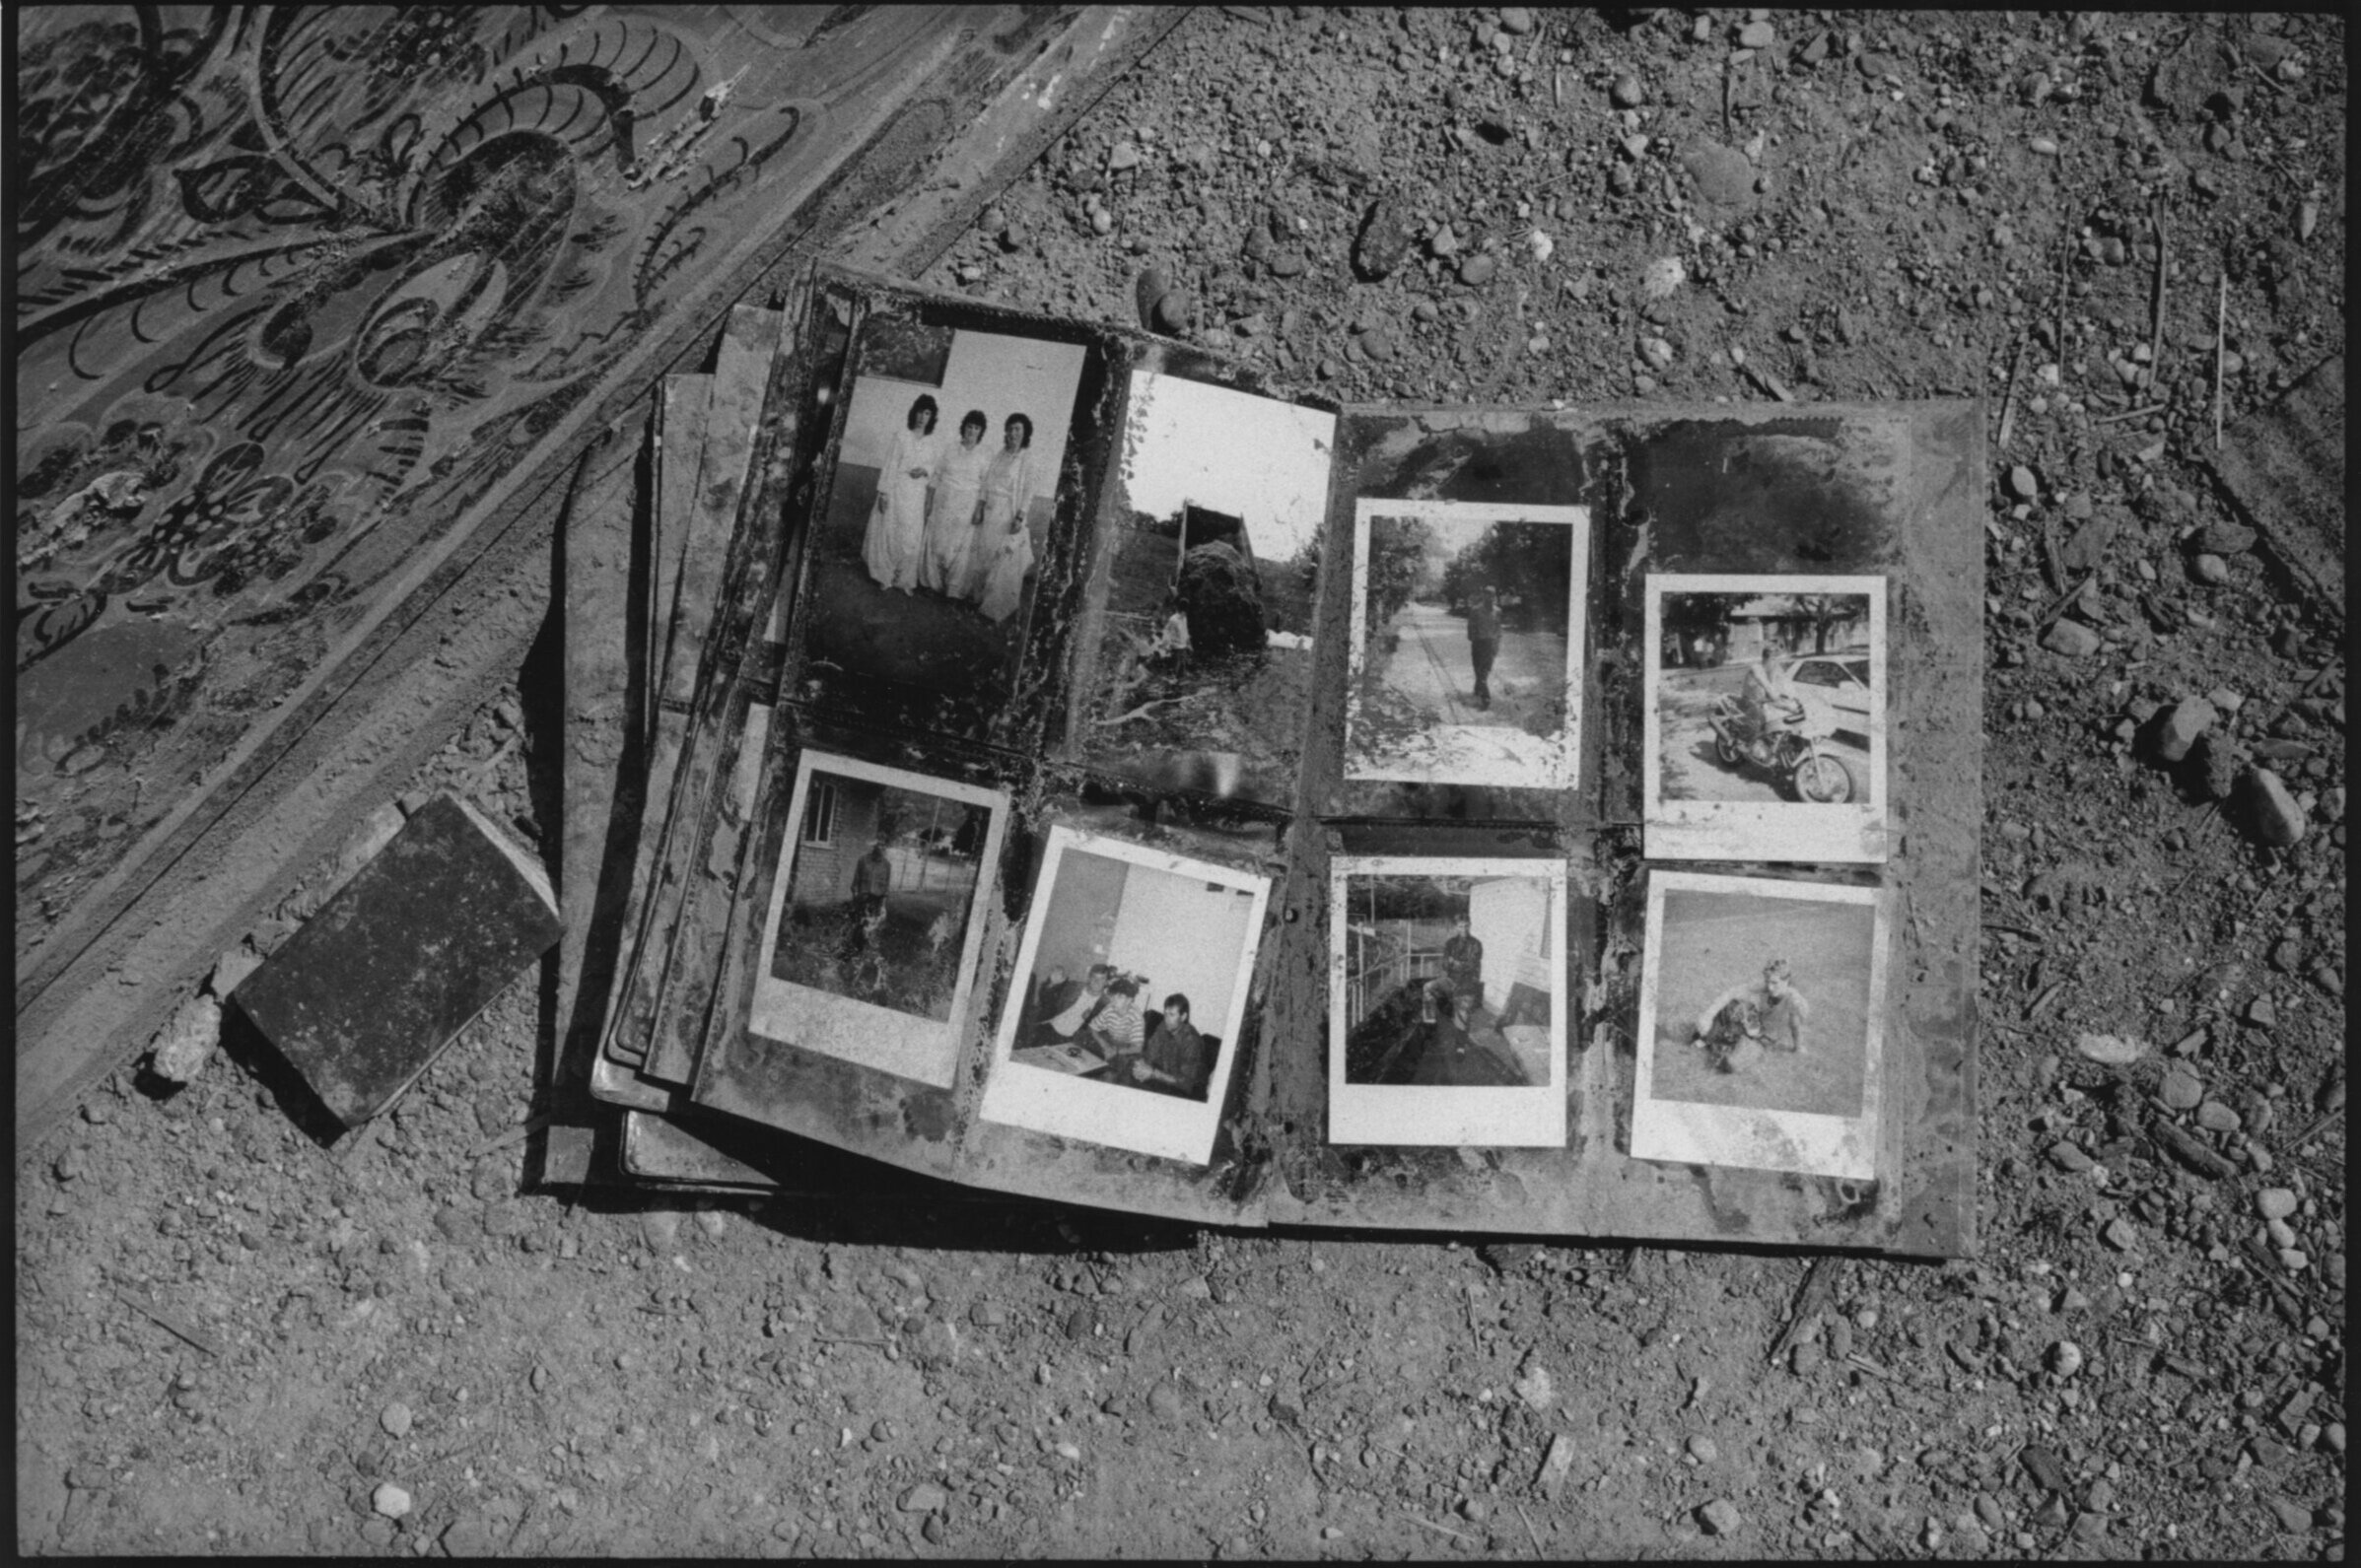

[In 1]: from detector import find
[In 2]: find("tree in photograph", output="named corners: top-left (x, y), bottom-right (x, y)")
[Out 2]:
top-left (1661, 592), bottom-right (1744, 666)
top-left (1790, 593), bottom-right (1857, 653)
top-left (1364, 516), bottom-right (1432, 625)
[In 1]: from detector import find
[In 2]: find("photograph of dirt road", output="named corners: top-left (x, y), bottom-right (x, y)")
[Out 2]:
top-left (1346, 499), bottom-right (1588, 789)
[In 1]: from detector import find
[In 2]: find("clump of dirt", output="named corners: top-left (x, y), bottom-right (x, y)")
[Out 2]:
top-left (17, 8), bottom-right (2345, 1560)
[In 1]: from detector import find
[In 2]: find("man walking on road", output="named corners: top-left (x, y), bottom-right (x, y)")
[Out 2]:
top-left (1466, 583), bottom-right (1501, 709)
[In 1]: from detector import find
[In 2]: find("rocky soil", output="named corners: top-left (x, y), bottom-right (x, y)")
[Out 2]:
top-left (16, 8), bottom-right (2345, 1559)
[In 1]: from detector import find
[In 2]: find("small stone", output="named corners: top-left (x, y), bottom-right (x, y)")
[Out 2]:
top-left (1512, 1359), bottom-right (1557, 1411)
top-left (899, 1481), bottom-right (947, 1514)
top-left (970, 1300), bottom-right (1007, 1329)
top-left (1152, 291), bottom-right (1195, 335)
top-left (1458, 254), bottom-right (1497, 287)
top-left (2041, 620), bottom-right (2103, 658)
top-left (2048, 1340), bottom-right (2084, 1378)
top-left (1700, 1499), bottom-right (1743, 1536)
top-left (2008, 465), bottom-right (2040, 501)
top-left (1688, 1435), bottom-right (1719, 1464)
top-left (1737, 21), bottom-right (1776, 49)
top-left (2257, 1188), bottom-right (2298, 1221)
top-left (2160, 1070), bottom-right (2203, 1111)
top-left (2202, 520), bottom-right (2258, 555)
top-left (2047, 1141), bottom-right (2094, 1173)
top-left (1498, 7), bottom-right (1534, 34)
top-left (2246, 995), bottom-right (2277, 1029)
top-left (1611, 74), bottom-right (1647, 108)
top-left (2189, 731), bottom-right (2243, 801)
top-left (1857, 51), bottom-right (1898, 80)
top-left (640, 1210), bottom-right (679, 1253)
top-left (1148, 1384), bottom-right (1186, 1422)
top-left (380, 1401), bottom-right (413, 1439)
top-left (2074, 1032), bottom-right (2145, 1067)
top-left (2155, 698), bottom-right (2217, 763)
top-left (2195, 1100), bottom-right (2243, 1134)
top-left (2267, 1498), bottom-right (2312, 1534)
top-left (148, 991), bottom-right (224, 1085)
top-left (1267, 248), bottom-right (1306, 279)
top-left (2102, 1217), bottom-right (2138, 1251)
top-left (1791, 1341), bottom-right (1825, 1377)
top-left (209, 948), bottom-right (262, 999)
top-left (1353, 200), bottom-right (1413, 282)
top-left (2237, 767), bottom-right (2307, 847)
top-left (2191, 553), bottom-right (2231, 585)
top-left (373, 1482), bottom-right (413, 1520)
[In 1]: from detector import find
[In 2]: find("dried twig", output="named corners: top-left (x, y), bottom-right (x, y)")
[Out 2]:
top-left (1516, 1504), bottom-right (1546, 1558)
top-left (2213, 271), bottom-right (2228, 449)
top-left (2034, 571), bottom-right (2098, 635)
top-left (1403, 1512), bottom-right (1481, 1545)
top-left (470, 1110), bottom-right (558, 1158)
top-left (2273, 1107), bottom-right (2340, 1157)
top-left (1769, 1257), bottom-right (1841, 1366)
top-left (1996, 335), bottom-right (2029, 451)
top-left (115, 1291), bottom-right (223, 1358)
top-left (2093, 403), bottom-right (2167, 426)
top-left (812, 1333), bottom-right (892, 1347)
top-left (2147, 198), bottom-right (2170, 378)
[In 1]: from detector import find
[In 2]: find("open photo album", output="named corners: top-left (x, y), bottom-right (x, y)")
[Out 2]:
top-left (580, 264), bottom-right (1983, 1257)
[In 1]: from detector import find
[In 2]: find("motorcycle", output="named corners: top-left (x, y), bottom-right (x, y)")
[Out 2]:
top-left (1705, 690), bottom-right (1856, 803)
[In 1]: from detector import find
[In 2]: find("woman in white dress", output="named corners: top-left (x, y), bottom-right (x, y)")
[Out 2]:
top-left (973, 413), bottom-right (1037, 622)
top-left (862, 394), bottom-right (937, 591)
top-left (920, 408), bottom-right (991, 594)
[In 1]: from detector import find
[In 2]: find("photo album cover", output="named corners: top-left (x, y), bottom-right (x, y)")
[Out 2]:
top-left (615, 266), bottom-right (1982, 1258)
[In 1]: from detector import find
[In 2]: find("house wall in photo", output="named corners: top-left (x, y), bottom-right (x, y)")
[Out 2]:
top-left (786, 777), bottom-right (884, 907)
top-left (1028, 849), bottom-right (1128, 984)
top-left (836, 328), bottom-right (1085, 537)
top-left (1467, 877), bottom-right (1551, 1015)
top-left (1105, 864), bottom-right (1257, 1024)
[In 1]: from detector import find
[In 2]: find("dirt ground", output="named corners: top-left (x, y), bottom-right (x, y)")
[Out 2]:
top-left (15, 8), bottom-right (2346, 1560)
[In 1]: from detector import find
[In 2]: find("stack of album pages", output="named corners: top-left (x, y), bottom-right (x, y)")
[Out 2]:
top-left (560, 263), bottom-right (1984, 1258)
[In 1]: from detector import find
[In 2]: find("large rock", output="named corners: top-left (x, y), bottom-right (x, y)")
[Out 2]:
top-left (1177, 542), bottom-right (1267, 658)
top-left (2236, 766), bottom-right (2307, 847)
top-left (149, 991), bottom-right (224, 1085)
top-left (2156, 697), bottom-right (2217, 763)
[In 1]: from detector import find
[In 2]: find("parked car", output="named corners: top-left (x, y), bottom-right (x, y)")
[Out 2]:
top-left (1785, 654), bottom-right (1872, 740)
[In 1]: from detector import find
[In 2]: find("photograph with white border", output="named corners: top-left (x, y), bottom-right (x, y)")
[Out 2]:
top-left (747, 752), bottom-right (1008, 1088)
top-left (977, 826), bottom-right (1270, 1166)
top-left (1346, 499), bottom-right (1589, 790)
top-left (1328, 855), bottom-right (1568, 1148)
top-left (1629, 870), bottom-right (1885, 1180)
top-left (1643, 573), bottom-right (1887, 862)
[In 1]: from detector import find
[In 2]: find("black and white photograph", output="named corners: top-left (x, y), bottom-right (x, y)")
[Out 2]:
top-left (1629, 871), bottom-right (1884, 1180)
top-left (1328, 856), bottom-right (1567, 1148)
top-left (1644, 574), bottom-right (1887, 862)
top-left (800, 317), bottom-right (1087, 722)
top-left (1346, 500), bottom-right (1588, 790)
top-left (1076, 369), bottom-right (1336, 804)
top-left (977, 827), bottom-right (1269, 1165)
top-left (747, 753), bottom-right (1008, 1088)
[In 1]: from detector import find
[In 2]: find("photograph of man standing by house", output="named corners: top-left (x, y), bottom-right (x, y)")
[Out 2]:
top-left (1327, 856), bottom-right (1568, 1148)
top-left (1076, 368), bottom-right (1336, 805)
top-left (1347, 499), bottom-right (1588, 791)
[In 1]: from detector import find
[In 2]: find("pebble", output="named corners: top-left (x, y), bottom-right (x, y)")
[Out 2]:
top-left (1512, 1360), bottom-right (1557, 1411)
top-left (1498, 7), bottom-right (1534, 34)
top-left (1857, 51), bottom-right (1897, 80)
top-left (2190, 731), bottom-right (2243, 801)
top-left (899, 1482), bottom-right (947, 1514)
top-left (1700, 1499), bottom-right (1743, 1536)
top-left (2195, 1101), bottom-right (2243, 1134)
top-left (2073, 1032), bottom-right (2144, 1066)
top-left (2041, 620), bottom-right (2103, 657)
top-left (1688, 1435), bottom-right (1719, 1464)
top-left (373, 1482), bottom-right (413, 1520)
top-left (2257, 1188), bottom-right (2298, 1221)
top-left (1791, 1341), bottom-right (1825, 1377)
top-left (2236, 767), bottom-right (2307, 847)
top-left (148, 991), bottom-right (224, 1085)
top-left (1152, 291), bottom-right (1195, 335)
top-left (1267, 248), bottom-right (1306, 279)
top-left (1148, 1384), bottom-right (1186, 1422)
top-left (1683, 142), bottom-right (1756, 208)
top-left (2155, 698), bottom-right (2216, 763)
top-left (2007, 465), bottom-right (2040, 501)
top-left (1737, 21), bottom-right (1775, 49)
top-left (640, 1210), bottom-right (679, 1253)
top-left (2246, 995), bottom-right (2277, 1029)
top-left (2160, 1069), bottom-right (2203, 1111)
top-left (2048, 1340), bottom-right (2084, 1378)
top-left (2267, 1498), bottom-right (2312, 1534)
top-left (209, 948), bottom-right (262, 999)
top-left (2047, 1141), bottom-right (2094, 1173)
top-left (2191, 553), bottom-right (2231, 585)
top-left (2202, 520), bottom-right (2258, 555)
top-left (1353, 200), bottom-right (1412, 281)
top-left (1611, 74), bottom-right (1647, 108)
top-left (2102, 1217), bottom-right (2138, 1251)
top-left (1458, 254), bottom-right (1497, 287)
top-left (380, 1401), bottom-right (413, 1439)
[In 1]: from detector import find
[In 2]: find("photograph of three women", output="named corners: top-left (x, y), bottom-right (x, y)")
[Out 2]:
top-left (801, 318), bottom-right (1086, 721)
